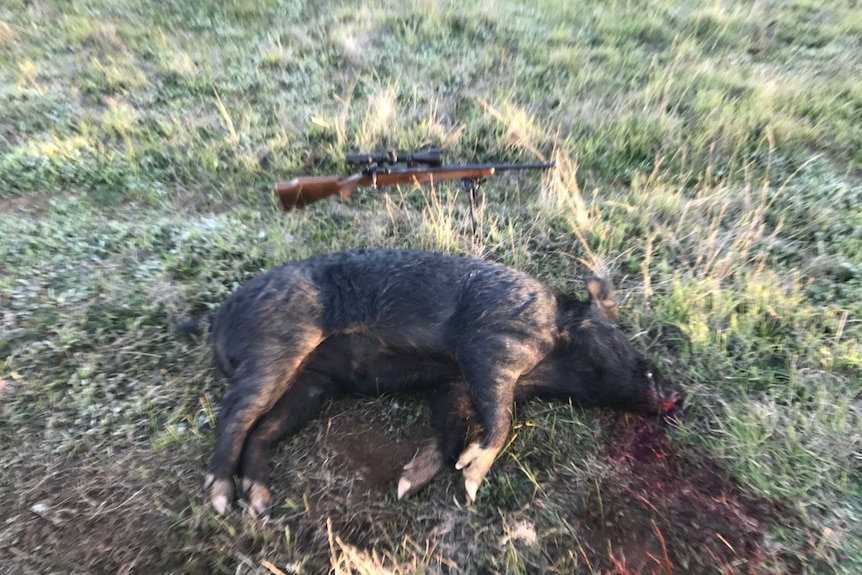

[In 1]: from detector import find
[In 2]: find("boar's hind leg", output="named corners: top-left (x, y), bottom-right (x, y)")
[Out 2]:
top-left (397, 381), bottom-right (476, 500)
top-left (238, 372), bottom-right (331, 519)
top-left (206, 338), bottom-right (322, 516)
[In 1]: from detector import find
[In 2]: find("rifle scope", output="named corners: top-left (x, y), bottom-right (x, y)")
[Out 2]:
top-left (345, 149), bottom-right (442, 167)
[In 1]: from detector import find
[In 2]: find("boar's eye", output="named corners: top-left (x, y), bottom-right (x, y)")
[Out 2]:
top-left (646, 371), bottom-right (653, 380)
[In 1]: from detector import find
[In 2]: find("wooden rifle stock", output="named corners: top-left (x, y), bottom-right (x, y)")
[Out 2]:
top-left (276, 167), bottom-right (496, 210)
top-left (275, 175), bottom-right (358, 209)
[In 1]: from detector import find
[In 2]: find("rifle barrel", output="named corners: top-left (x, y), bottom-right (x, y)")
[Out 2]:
top-left (383, 163), bottom-right (554, 175)
top-left (470, 163), bottom-right (554, 171)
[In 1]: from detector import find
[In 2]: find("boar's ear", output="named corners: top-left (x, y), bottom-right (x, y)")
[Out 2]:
top-left (586, 277), bottom-right (619, 323)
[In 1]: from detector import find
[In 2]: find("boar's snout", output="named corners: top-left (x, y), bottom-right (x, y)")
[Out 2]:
top-left (643, 370), bottom-right (683, 415)
top-left (659, 390), bottom-right (683, 415)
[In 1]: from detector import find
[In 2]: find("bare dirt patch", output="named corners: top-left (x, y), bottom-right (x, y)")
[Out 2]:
top-left (0, 195), bottom-right (52, 219)
top-left (325, 408), bottom-right (424, 494)
top-left (0, 447), bottom-right (202, 574)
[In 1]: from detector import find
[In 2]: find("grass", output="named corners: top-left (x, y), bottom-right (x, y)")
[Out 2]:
top-left (1, 0), bottom-right (860, 573)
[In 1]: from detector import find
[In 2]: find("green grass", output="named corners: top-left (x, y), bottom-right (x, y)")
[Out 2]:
top-left (1, 0), bottom-right (860, 573)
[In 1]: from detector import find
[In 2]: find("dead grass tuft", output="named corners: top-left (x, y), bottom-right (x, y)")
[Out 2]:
top-left (0, 21), bottom-right (16, 44)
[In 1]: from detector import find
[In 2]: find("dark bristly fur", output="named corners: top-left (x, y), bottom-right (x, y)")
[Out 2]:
top-left (201, 248), bottom-right (681, 517)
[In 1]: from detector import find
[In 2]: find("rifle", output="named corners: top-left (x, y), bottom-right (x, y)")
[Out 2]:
top-left (275, 149), bottom-right (554, 210)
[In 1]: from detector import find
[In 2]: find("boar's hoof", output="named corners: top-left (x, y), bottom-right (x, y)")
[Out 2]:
top-left (207, 475), bottom-right (234, 516)
top-left (242, 479), bottom-right (273, 520)
top-left (455, 442), bottom-right (499, 504)
top-left (397, 443), bottom-right (443, 500)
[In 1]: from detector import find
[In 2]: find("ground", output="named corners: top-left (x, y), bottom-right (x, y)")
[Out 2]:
top-left (0, 396), bottom-right (805, 574)
top-left (1, 0), bottom-right (861, 573)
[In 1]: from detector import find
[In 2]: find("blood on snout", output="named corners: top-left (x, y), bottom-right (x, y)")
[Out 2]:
top-left (661, 391), bottom-right (683, 415)
top-left (645, 388), bottom-right (683, 415)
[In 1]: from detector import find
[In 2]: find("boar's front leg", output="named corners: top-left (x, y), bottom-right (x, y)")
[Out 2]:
top-left (397, 380), bottom-right (477, 500)
top-left (454, 334), bottom-right (548, 503)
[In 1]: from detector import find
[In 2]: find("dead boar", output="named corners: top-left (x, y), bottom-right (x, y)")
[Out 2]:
top-left (199, 248), bottom-right (681, 517)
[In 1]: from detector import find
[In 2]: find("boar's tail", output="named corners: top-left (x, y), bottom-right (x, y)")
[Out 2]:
top-left (175, 314), bottom-right (213, 340)
top-left (585, 277), bottom-right (619, 323)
